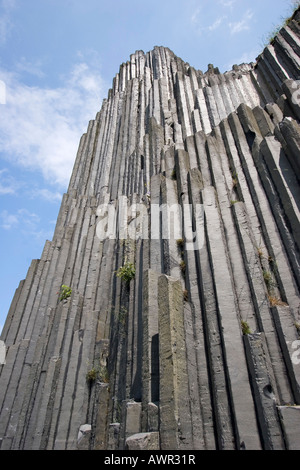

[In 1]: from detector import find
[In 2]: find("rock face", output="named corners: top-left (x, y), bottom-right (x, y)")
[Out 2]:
top-left (1, 8), bottom-right (300, 451)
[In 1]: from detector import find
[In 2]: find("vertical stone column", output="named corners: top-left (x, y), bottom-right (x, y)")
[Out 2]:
top-left (141, 270), bottom-right (159, 433)
top-left (158, 274), bottom-right (193, 450)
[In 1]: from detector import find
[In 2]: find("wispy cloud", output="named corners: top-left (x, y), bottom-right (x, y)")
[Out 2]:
top-left (229, 9), bottom-right (254, 34)
top-left (0, 52), bottom-right (105, 188)
top-left (223, 48), bottom-right (261, 71)
top-left (29, 188), bottom-right (63, 203)
top-left (0, 208), bottom-right (40, 232)
top-left (191, 6), bottom-right (202, 27)
top-left (219, 0), bottom-right (236, 8)
top-left (0, 209), bottom-right (18, 229)
top-left (0, 168), bottom-right (19, 194)
top-left (191, 7), bottom-right (227, 35)
top-left (0, 0), bottom-right (16, 44)
top-left (15, 57), bottom-right (45, 79)
top-left (208, 16), bottom-right (227, 32)
top-left (0, 206), bottom-right (55, 247)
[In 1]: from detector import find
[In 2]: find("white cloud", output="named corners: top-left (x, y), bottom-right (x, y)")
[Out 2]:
top-left (0, 0), bottom-right (16, 44)
top-left (0, 210), bottom-right (18, 229)
top-left (208, 16), bottom-right (227, 31)
top-left (229, 9), bottom-right (254, 34)
top-left (191, 7), bottom-right (227, 35)
top-left (17, 208), bottom-right (40, 227)
top-left (225, 48), bottom-right (260, 70)
top-left (219, 0), bottom-right (236, 7)
top-left (29, 188), bottom-right (63, 203)
top-left (0, 168), bottom-right (18, 194)
top-left (0, 55), bottom-right (105, 188)
top-left (191, 6), bottom-right (201, 27)
top-left (15, 57), bottom-right (45, 79)
top-left (0, 208), bottom-right (41, 232)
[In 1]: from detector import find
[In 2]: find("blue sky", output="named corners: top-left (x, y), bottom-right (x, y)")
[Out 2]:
top-left (0, 0), bottom-right (298, 332)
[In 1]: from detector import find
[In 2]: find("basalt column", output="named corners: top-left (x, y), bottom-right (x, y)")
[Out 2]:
top-left (1, 8), bottom-right (300, 451)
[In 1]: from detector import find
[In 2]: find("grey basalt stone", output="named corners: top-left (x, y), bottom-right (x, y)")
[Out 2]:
top-left (125, 432), bottom-right (160, 450)
top-left (1, 10), bottom-right (300, 450)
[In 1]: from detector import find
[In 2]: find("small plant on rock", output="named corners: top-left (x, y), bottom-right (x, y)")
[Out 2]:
top-left (180, 260), bottom-right (186, 274)
top-left (59, 284), bottom-right (72, 301)
top-left (263, 270), bottom-right (275, 292)
top-left (116, 261), bottom-right (136, 283)
top-left (98, 366), bottom-right (110, 384)
top-left (176, 238), bottom-right (184, 249)
top-left (86, 365), bottom-right (109, 384)
top-left (257, 246), bottom-right (264, 260)
top-left (267, 295), bottom-right (287, 307)
top-left (232, 170), bottom-right (238, 188)
top-left (86, 368), bottom-right (98, 383)
top-left (241, 320), bottom-right (251, 335)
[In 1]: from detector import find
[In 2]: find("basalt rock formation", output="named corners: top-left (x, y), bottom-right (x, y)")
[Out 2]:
top-left (1, 8), bottom-right (300, 451)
